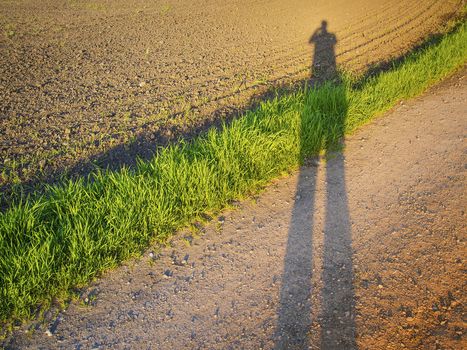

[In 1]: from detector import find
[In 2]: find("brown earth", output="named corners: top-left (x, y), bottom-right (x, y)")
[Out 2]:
top-left (3, 67), bottom-right (466, 349)
top-left (0, 0), bottom-right (464, 191)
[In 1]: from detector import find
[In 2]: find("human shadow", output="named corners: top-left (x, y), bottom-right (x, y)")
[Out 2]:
top-left (309, 20), bottom-right (338, 85)
top-left (274, 20), bottom-right (356, 349)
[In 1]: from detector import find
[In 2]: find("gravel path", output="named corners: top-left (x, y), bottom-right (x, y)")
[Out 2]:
top-left (5, 69), bottom-right (466, 349)
top-left (0, 0), bottom-right (463, 189)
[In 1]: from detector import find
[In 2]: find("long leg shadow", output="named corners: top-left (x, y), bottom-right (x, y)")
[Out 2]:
top-left (320, 151), bottom-right (356, 349)
top-left (274, 168), bottom-right (317, 349)
top-left (274, 20), bottom-right (355, 349)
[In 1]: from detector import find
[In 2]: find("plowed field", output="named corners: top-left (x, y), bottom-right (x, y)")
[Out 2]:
top-left (0, 0), bottom-right (463, 187)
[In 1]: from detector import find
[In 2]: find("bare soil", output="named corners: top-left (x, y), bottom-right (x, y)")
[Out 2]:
top-left (0, 0), bottom-right (464, 190)
top-left (4, 67), bottom-right (466, 349)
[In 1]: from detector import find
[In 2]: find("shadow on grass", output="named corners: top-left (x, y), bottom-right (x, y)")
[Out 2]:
top-left (274, 20), bottom-right (356, 349)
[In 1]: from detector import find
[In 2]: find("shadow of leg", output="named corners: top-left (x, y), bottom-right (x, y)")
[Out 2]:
top-left (320, 152), bottom-right (356, 350)
top-left (274, 168), bottom-right (317, 349)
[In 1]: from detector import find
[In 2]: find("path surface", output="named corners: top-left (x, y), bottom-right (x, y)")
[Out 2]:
top-left (5, 69), bottom-right (466, 349)
top-left (0, 0), bottom-right (463, 188)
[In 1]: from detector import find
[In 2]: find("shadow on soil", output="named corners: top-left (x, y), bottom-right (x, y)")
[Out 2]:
top-left (274, 20), bottom-right (356, 349)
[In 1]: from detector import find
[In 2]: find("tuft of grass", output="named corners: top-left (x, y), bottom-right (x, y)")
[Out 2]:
top-left (3, 23), bottom-right (16, 39)
top-left (1, 21), bottom-right (466, 327)
top-left (160, 4), bottom-right (172, 16)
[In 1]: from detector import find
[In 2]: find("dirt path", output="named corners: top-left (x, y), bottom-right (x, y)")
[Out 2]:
top-left (5, 68), bottom-right (466, 349)
top-left (0, 0), bottom-right (463, 189)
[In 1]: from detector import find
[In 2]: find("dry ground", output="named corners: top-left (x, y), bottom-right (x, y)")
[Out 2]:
top-left (0, 0), bottom-right (464, 190)
top-left (4, 66), bottom-right (466, 350)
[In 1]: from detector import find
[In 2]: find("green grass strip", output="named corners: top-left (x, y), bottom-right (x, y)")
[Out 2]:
top-left (1, 22), bottom-right (466, 325)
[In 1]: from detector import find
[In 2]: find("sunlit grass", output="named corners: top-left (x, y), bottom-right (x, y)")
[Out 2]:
top-left (1, 21), bottom-right (466, 326)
